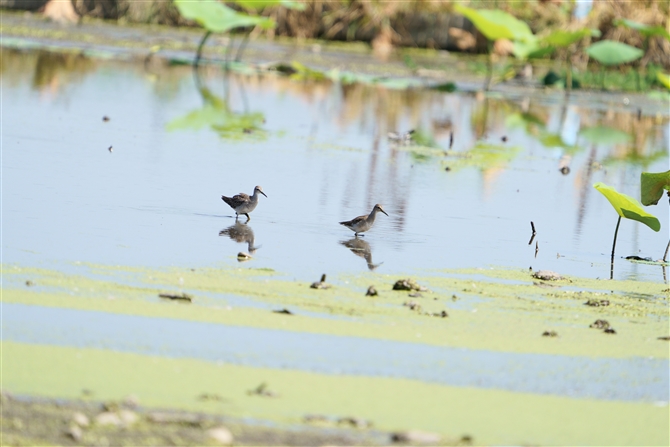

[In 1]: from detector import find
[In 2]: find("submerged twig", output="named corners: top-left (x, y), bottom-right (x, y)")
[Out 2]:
top-left (528, 221), bottom-right (537, 245)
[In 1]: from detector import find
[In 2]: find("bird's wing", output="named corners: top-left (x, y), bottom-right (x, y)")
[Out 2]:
top-left (340, 215), bottom-right (366, 226)
top-left (225, 193), bottom-right (250, 208)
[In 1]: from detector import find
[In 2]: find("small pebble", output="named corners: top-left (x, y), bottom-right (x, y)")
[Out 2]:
top-left (65, 425), bottom-right (82, 441)
top-left (207, 426), bottom-right (234, 445)
top-left (95, 412), bottom-right (121, 426)
top-left (72, 412), bottom-right (90, 427)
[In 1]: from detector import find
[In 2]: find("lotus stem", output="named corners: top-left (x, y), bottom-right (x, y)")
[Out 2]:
top-left (565, 53), bottom-right (573, 98)
top-left (194, 30), bottom-right (212, 69)
top-left (663, 238), bottom-right (669, 263)
top-left (235, 31), bottom-right (251, 62)
top-left (485, 41), bottom-right (493, 92)
top-left (610, 215), bottom-right (621, 280)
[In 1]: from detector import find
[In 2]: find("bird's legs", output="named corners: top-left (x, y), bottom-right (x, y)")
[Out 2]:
top-left (244, 213), bottom-right (251, 222)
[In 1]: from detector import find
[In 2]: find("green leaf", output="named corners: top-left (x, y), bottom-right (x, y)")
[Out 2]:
top-left (614, 19), bottom-right (670, 41)
top-left (232, 0), bottom-right (305, 11)
top-left (543, 28), bottom-right (601, 48)
top-left (641, 170), bottom-right (670, 206)
top-left (593, 182), bottom-right (661, 231)
top-left (579, 126), bottom-right (632, 145)
top-left (657, 72), bottom-right (670, 90)
top-left (586, 40), bottom-right (643, 65)
top-left (174, 0), bottom-right (274, 33)
top-left (454, 5), bottom-right (534, 42)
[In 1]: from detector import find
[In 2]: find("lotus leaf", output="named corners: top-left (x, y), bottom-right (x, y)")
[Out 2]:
top-left (543, 29), bottom-right (601, 48)
top-left (174, 0), bottom-right (274, 33)
top-left (586, 41), bottom-right (643, 65)
top-left (233, 0), bottom-right (305, 11)
top-left (657, 72), bottom-right (670, 90)
top-left (454, 5), bottom-right (534, 42)
top-left (614, 19), bottom-right (670, 41)
top-left (641, 171), bottom-right (670, 206)
top-left (593, 183), bottom-right (660, 231)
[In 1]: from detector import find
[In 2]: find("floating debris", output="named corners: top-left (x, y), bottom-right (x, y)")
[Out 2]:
top-left (158, 292), bottom-right (192, 302)
top-left (604, 328), bottom-right (617, 334)
top-left (532, 270), bottom-right (563, 281)
top-left (304, 414), bottom-right (329, 424)
top-left (102, 116), bottom-right (110, 122)
top-left (444, 166), bottom-right (451, 172)
top-left (658, 336), bottom-right (670, 341)
top-left (449, 130), bottom-right (454, 149)
top-left (198, 393), bottom-right (225, 402)
top-left (590, 319), bottom-right (610, 330)
top-left (408, 292), bottom-right (422, 298)
top-left (337, 416), bottom-right (372, 429)
top-left (542, 330), bottom-right (558, 337)
top-left (148, 411), bottom-right (202, 426)
top-left (584, 299), bottom-right (610, 307)
top-left (272, 308), bottom-right (293, 315)
top-left (391, 430), bottom-right (441, 445)
top-left (310, 274), bottom-right (331, 289)
top-left (625, 255), bottom-right (653, 262)
top-left (25, 280), bottom-right (34, 287)
top-left (430, 310), bottom-right (449, 318)
top-left (403, 300), bottom-right (421, 311)
top-left (247, 382), bottom-right (278, 398)
top-left (393, 278), bottom-right (427, 292)
top-left (108, 145), bottom-right (113, 153)
top-left (501, 135), bottom-right (508, 142)
top-left (560, 166), bottom-right (570, 175)
top-left (365, 286), bottom-right (378, 296)
top-left (535, 240), bottom-right (539, 258)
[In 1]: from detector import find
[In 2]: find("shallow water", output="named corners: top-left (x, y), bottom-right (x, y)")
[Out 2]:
top-left (3, 49), bottom-right (669, 281)
top-left (5, 303), bottom-right (668, 402)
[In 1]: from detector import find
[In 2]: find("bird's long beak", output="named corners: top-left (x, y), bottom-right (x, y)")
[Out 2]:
top-left (380, 209), bottom-right (388, 216)
top-left (259, 191), bottom-right (268, 198)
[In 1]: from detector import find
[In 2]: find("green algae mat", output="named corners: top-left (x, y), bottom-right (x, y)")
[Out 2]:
top-left (2, 263), bottom-right (669, 445)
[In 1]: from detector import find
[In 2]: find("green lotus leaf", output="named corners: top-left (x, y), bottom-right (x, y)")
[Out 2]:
top-left (542, 28), bottom-right (601, 47)
top-left (641, 170), bottom-right (670, 206)
top-left (614, 19), bottom-right (670, 41)
top-left (593, 182), bottom-right (660, 231)
top-left (174, 0), bottom-right (274, 33)
top-left (586, 40), bottom-right (643, 65)
top-left (454, 5), bottom-right (534, 42)
top-left (657, 72), bottom-right (670, 90)
top-left (233, 0), bottom-right (305, 11)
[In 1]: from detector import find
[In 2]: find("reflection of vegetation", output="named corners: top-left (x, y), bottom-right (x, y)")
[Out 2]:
top-left (30, 50), bottom-right (96, 91)
top-left (440, 143), bottom-right (520, 172)
top-left (167, 85), bottom-right (266, 140)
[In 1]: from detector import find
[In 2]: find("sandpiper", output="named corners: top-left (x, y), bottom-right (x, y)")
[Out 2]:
top-left (339, 204), bottom-right (388, 237)
top-left (221, 185), bottom-right (267, 221)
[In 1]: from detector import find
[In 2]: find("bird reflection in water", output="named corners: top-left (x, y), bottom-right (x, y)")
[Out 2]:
top-left (219, 221), bottom-right (259, 254)
top-left (340, 238), bottom-right (383, 271)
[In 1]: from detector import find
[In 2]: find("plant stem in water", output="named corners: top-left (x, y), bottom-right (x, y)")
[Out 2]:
top-left (194, 30), bottom-right (212, 69)
top-left (610, 215), bottom-right (621, 280)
